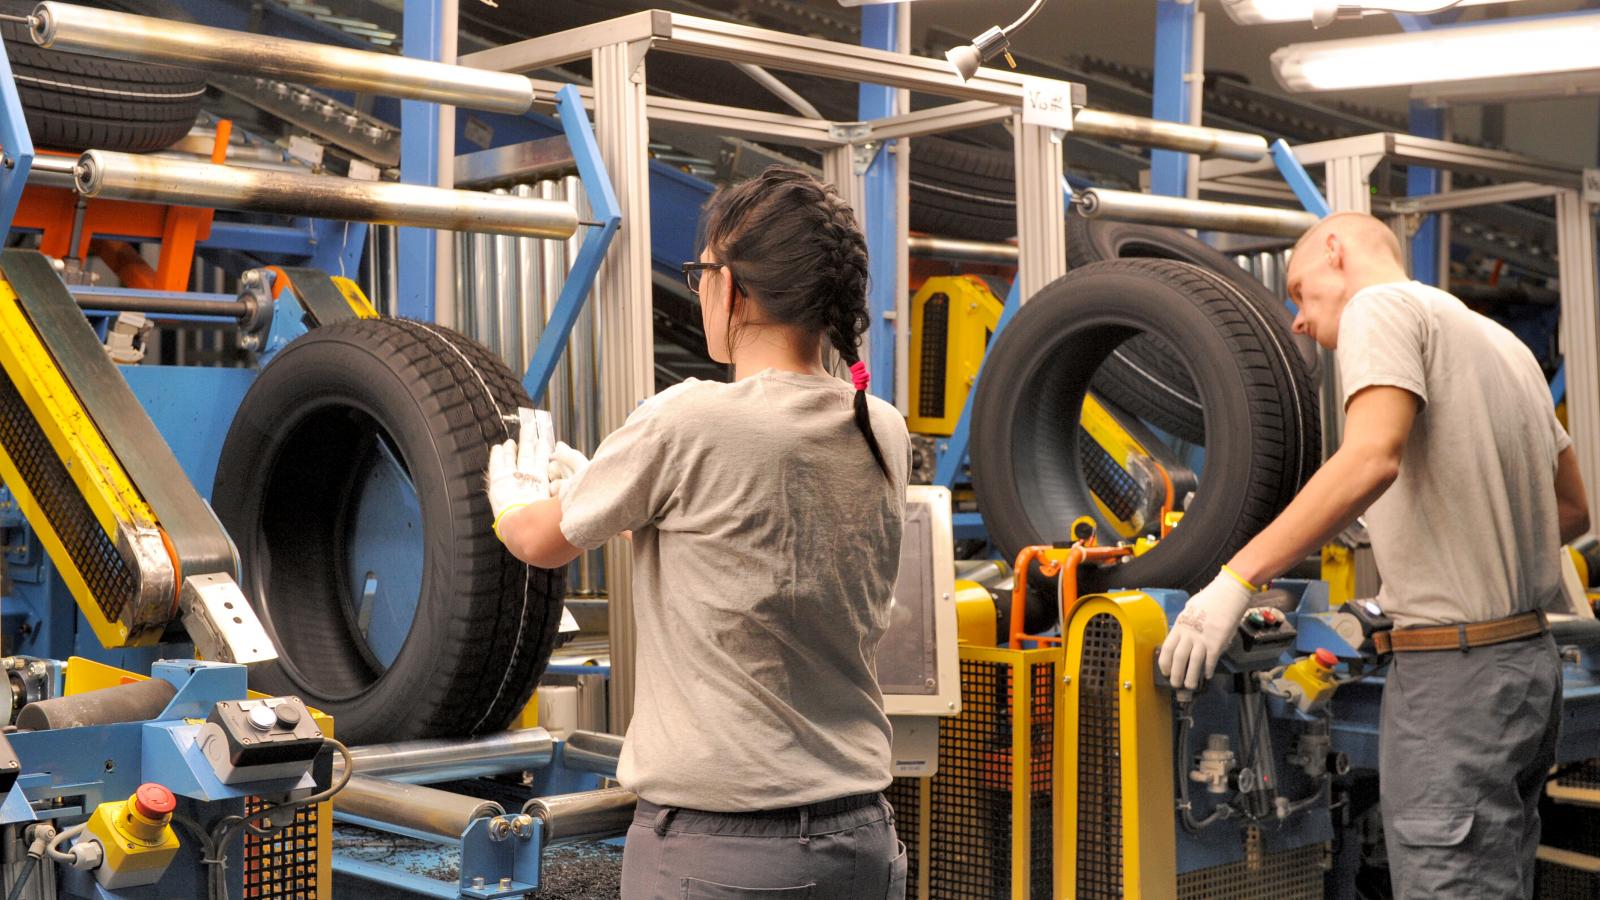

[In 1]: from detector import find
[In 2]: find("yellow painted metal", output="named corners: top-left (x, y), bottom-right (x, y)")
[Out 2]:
top-left (1281, 653), bottom-right (1337, 709)
top-left (84, 792), bottom-right (181, 889)
top-left (1322, 543), bottom-right (1355, 606)
top-left (0, 277), bottom-right (167, 648)
top-left (953, 580), bottom-right (996, 646)
top-left (1570, 545), bottom-right (1591, 589)
top-left (330, 276), bottom-right (381, 319)
top-left (1059, 591), bottom-right (1177, 899)
top-left (908, 276), bottom-right (1002, 436)
top-left (1081, 394), bottom-right (1160, 539)
top-left (64, 656), bottom-right (147, 695)
top-left (515, 690), bottom-right (541, 730)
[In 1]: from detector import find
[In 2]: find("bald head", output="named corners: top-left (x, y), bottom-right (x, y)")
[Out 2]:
top-left (1294, 212), bottom-right (1404, 266)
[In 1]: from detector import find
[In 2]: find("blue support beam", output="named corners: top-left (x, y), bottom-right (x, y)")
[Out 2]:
top-left (1270, 140), bottom-right (1331, 218)
top-left (522, 86), bottom-right (621, 403)
top-left (934, 278), bottom-right (1023, 490)
top-left (1150, 0), bottom-right (1197, 198)
top-left (0, 37), bottom-right (34, 238)
top-left (397, 0), bottom-right (445, 321)
top-left (1407, 103), bottom-right (1446, 286)
top-left (307, 219), bottom-right (371, 280)
top-left (859, 4), bottom-right (899, 404)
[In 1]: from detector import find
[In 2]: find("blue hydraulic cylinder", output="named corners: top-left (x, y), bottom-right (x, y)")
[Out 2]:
top-left (397, 0), bottom-right (446, 321)
top-left (1150, 0), bottom-right (1197, 198)
top-left (858, 4), bottom-right (899, 405)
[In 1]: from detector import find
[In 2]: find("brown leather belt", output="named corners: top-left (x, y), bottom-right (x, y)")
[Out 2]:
top-left (1373, 609), bottom-right (1548, 654)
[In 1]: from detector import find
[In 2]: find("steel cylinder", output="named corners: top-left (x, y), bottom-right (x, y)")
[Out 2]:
top-left (1077, 188), bottom-right (1319, 238)
top-left (32, 2), bottom-right (533, 114)
top-left (341, 729), bottom-right (554, 784)
top-left (563, 730), bottom-right (623, 778)
top-left (523, 787), bottom-right (638, 847)
top-left (16, 678), bottom-right (175, 730)
top-left (907, 235), bottom-right (1018, 264)
top-left (26, 154), bottom-right (76, 189)
top-left (74, 151), bottom-right (578, 240)
top-left (1072, 109), bottom-right (1269, 161)
top-left (335, 775), bottom-right (504, 840)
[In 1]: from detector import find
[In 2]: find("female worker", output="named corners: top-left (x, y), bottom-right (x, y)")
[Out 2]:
top-left (485, 166), bottom-right (910, 900)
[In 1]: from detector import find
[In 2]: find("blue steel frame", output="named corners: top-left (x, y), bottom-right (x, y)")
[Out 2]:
top-left (1269, 140), bottom-right (1331, 219)
top-left (1149, 0), bottom-right (1197, 198)
top-left (933, 277), bottom-right (1023, 499)
top-left (859, 5), bottom-right (900, 405)
top-left (396, 0), bottom-right (447, 321)
top-left (522, 85), bottom-right (622, 402)
top-left (0, 36), bottom-right (33, 238)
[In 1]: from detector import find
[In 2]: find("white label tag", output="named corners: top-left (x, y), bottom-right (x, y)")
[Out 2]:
top-left (1585, 168), bottom-right (1600, 206)
top-left (1021, 77), bottom-right (1075, 132)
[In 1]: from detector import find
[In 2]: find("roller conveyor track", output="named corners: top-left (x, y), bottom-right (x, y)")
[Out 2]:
top-left (0, 250), bottom-right (267, 659)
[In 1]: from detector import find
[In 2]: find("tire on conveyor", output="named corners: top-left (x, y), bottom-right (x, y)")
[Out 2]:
top-left (212, 318), bottom-right (566, 744)
top-left (1071, 215), bottom-right (1319, 445)
top-left (908, 137), bottom-right (1018, 243)
top-left (971, 259), bottom-right (1320, 631)
top-left (0, 0), bottom-right (207, 153)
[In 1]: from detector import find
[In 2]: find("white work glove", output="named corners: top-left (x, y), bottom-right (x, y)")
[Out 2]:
top-left (546, 441), bottom-right (591, 499)
top-left (1158, 568), bottom-right (1255, 690)
top-left (486, 418), bottom-right (553, 538)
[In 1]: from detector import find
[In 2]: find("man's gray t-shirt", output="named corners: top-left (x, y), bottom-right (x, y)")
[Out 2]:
top-left (1337, 281), bottom-right (1570, 628)
top-left (558, 370), bottom-right (910, 811)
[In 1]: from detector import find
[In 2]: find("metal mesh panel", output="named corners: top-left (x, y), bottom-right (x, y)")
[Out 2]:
top-left (1078, 430), bottom-right (1141, 523)
top-left (0, 368), bottom-right (133, 622)
top-left (243, 798), bottom-right (319, 898)
top-left (1556, 759), bottom-right (1600, 790)
top-left (1075, 614), bottom-right (1123, 899)
top-left (929, 658), bottom-right (1011, 899)
top-left (1175, 842), bottom-right (1326, 899)
top-left (1538, 857), bottom-right (1600, 899)
top-left (917, 293), bottom-right (950, 419)
top-left (1028, 660), bottom-right (1054, 900)
top-left (886, 776), bottom-right (924, 897)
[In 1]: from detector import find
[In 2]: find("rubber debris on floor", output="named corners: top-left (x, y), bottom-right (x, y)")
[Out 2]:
top-left (333, 824), bottom-right (623, 898)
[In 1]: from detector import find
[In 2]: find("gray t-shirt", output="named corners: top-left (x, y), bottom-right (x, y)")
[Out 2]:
top-left (1337, 281), bottom-right (1570, 628)
top-left (558, 370), bottom-right (910, 811)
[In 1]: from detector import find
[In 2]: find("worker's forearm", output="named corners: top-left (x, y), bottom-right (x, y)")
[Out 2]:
top-left (1227, 449), bottom-right (1399, 587)
top-left (497, 498), bottom-right (582, 569)
top-left (1560, 506), bottom-right (1590, 545)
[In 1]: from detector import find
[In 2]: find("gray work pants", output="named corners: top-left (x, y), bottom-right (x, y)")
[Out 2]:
top-left (1380, 632), bottom-right (1562, 899)
top-left (620, 794), bottom-right (906, 900)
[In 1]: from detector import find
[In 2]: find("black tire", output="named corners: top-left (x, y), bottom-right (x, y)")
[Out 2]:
top-left (1071, 215), bottom-right (1319, 443)
top-left (212, 318), bottom-right (565, 744)
top-left (971, 259), bottom-right (1320, 629)
top-left (0, 0), bottom-right (206, 153)
top-left (908, 137), bottom-right (1016, 242)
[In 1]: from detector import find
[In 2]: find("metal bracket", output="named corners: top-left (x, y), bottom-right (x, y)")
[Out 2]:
top-left (829, 122), bottom-right (872, 143)
top-left (235, 269), bottom-right (276, 352)
top-left (179, 573), bottom-right (277, 666)
top-left (1585, 168), bottom-right (1600, 206)
top-left (852, 141), bottom-right (881, 177)
top-left (209, 74), bottom-right (397, 167)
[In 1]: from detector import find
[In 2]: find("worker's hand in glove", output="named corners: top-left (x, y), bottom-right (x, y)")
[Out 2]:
top-left (546, 441), bottom-right (591, 499)
top-left (1158, 568), bottom-right (1255, 690)
top-left (486, 427), bottom-right (551, 538)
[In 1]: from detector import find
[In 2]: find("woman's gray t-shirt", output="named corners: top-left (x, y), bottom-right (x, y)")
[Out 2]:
top-left (558, 370), bottom-right (910, 811)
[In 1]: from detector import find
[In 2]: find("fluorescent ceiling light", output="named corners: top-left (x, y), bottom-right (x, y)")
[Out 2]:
top-left (1223, 0), bottom-right (1523, 25)
top-left (1272, 11), bottom-right (1600, 92)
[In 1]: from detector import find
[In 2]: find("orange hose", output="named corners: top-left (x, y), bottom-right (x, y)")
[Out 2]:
top-left (1158, 463), bottom-right (1176, 539)
top-left (1009, 543), bottom-right (1132, 649)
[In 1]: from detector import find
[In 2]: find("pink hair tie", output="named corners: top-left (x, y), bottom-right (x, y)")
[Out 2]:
top-left (849, 361), bottom-right (870, 392)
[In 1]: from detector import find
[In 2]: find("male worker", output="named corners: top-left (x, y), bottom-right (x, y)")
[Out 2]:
top-left (1158, 212), bottom-right (1590, 898)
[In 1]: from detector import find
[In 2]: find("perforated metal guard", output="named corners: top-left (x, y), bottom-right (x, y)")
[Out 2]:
top-left (1078, 430), bottom-right (1141, 523)
top-left (1075, 613), bottom-right (1123, 899)
top-left (886, 777), bottom-right (924, 897)
top-left (1028, 660), bottom-right (1054, 900)
top-left (1537, 857), bottom-right (1600, 899)
top-left (929, 657), bottom-right (1010, 898)
top-left (0, 368), bottom-right (134, 623)
top-left (1556, 759), bottom-right (1600, 790)
top-left (243, 798), bottom-right (319, 898)
top-left (1176, 842), bottom-right (1325, 899)
top-left (918, 292), bottom-right (950, 420)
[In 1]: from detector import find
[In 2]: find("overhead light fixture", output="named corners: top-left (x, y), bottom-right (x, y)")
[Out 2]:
top-left (945, 0), bottom-right (1050, 81)
top-left (1223, 0), bottom-right (1526, 26)
top-left (1272, 10), bottom-right (1600, 91)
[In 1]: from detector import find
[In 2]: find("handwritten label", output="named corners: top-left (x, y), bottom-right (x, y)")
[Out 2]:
top-left (1021, 77), bottom-right (1075, 132)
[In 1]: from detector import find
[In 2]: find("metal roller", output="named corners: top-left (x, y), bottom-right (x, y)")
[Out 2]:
top-left (334, 775), bottom-right (505, 841)
top-left (563, 730), bottom-right (623, 778)
top-left (24, 154), bottom-right (76, 189)
top-left (16, 679), bottom-right (174, 730)
top-left (339, 729), bottom-right (554, 784)
top-left (1072, 109), bottom-right (1269, 161)
top-left (1077, 188), bottom-right (1320, 239)
top-left (523, 787), bottom-right (638, 847)
top-left (74, 151), bottom-right (579, 240)
top-left (907, 235), bottom-right (1018, 265)
top-left (31, 2), bottom-right (533, 114)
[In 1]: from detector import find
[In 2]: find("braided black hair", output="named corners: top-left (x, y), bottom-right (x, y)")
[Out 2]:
top-left (700, 166), bottom-right (891, 480)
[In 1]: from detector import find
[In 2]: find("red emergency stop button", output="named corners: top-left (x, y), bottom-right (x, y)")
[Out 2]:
top-left (1314, 648), bottom-right (1338, 668)
top-left (134, 783), bottom-right (176, 818)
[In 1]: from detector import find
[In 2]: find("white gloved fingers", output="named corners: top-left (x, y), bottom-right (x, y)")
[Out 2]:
top-left (1183, 639), bottom-right (1209, 690)
top-left (487, 441), bottom-right (511, 479)
top-left (1169, 634), bottom-right (1198, 691)
top-left (1201, 644), bottom-right (1222, 682)
top-left (1157, 628), bottom-right (1180, 678)
top-left (552, 441), bottom-right (588, 471)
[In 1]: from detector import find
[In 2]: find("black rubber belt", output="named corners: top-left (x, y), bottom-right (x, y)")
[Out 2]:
top-left (275, 266), bottom-right (364, 326)
top-left (0, 250), bottom-right (237, 584)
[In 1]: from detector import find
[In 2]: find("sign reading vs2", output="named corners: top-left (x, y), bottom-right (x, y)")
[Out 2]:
top-left (1021, 78), bottom-right (1075, 132)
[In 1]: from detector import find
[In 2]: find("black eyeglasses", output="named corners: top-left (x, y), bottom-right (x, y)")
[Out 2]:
top-left (682, 261), bottom-right (744, 296)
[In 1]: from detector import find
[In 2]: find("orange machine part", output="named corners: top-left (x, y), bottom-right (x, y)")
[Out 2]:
top-left (16, 121), bottom-right (233, 292)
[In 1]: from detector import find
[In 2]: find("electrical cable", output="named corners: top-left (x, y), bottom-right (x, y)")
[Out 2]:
top-left (1175, 700), bottom-right (1233, 833)
top-left (1001, 0), bottom-right (1049, 35)
top-left (5, 856), bottom-right (38, 900)
top-left (44, 823), bottom-right (86, 864)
